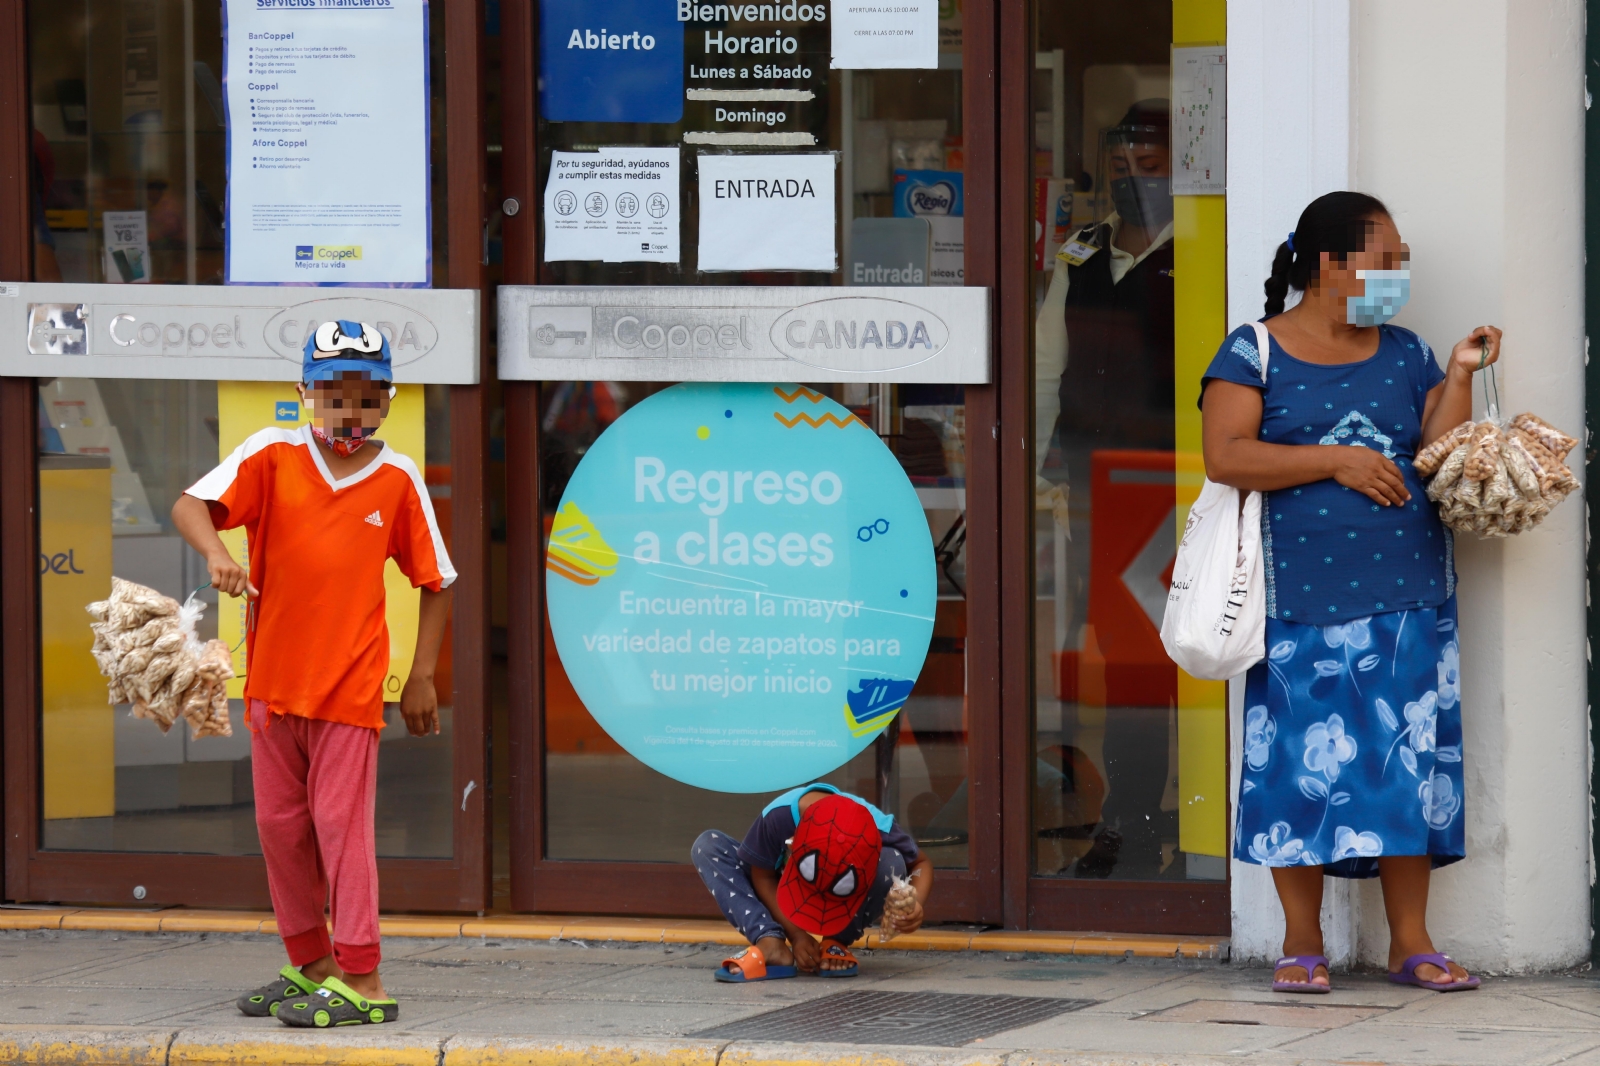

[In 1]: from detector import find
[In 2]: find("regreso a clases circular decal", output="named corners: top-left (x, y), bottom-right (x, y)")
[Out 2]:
top-left (545, 382), bottom-right (936, 793)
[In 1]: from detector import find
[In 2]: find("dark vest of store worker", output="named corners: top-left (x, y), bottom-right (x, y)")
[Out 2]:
top-left (1031, 99), bottom-right (1176, 880)
top-left (1038, 99), bottom-right (1176, 487)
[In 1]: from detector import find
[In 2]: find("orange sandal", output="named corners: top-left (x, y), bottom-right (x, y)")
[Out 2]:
top-left (817, 939), bottom-right (860, 978)
top-left (714, 943), bottom-right (798, 983)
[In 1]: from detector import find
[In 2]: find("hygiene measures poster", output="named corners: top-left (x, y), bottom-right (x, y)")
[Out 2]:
top-left (222, 0), bottom-right (431, 285)
top-left (544, 382), bottom-right (936, 793)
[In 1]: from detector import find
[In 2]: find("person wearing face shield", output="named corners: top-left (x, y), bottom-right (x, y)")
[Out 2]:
top-left (1037, 98), bottom-right (1177, 472)
top-left (1032, 99), bottom-right (1177, 881)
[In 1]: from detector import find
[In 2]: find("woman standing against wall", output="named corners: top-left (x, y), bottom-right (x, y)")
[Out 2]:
top-left (1200, 192), bottom-right (1492, 992)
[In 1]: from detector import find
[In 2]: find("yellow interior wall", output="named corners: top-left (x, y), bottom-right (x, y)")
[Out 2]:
top-left (1174, 0), bottom-right (1224, 43)
top-left (40, 465), bottom-right (115, 820)
top-left (215, 382), bottom-right (426, 707)
top-left (1173, 0), bottom-right (1228, 859)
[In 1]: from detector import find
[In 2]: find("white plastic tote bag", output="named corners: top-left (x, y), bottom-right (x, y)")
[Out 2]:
top-left (1158, 320), bottom-right (1270, 680)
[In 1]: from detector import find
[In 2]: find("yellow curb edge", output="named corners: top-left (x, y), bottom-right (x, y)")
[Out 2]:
top-left (168, 1030), bottom-right (442, 1066)
top-left (444, 1036), bottom-right (724, 1066)
top-left (0, 1024), bottom-right (172, 1065)
top-left (0, 1029), bottom-right (1273, 1066)
top-left (1, 907), bottom-right (1228, 960)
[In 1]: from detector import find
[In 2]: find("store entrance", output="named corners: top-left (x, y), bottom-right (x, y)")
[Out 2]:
top-left (494, 0), bottom-right (1232, 934)
top-left (497, 0), bottom-right (1005, 925)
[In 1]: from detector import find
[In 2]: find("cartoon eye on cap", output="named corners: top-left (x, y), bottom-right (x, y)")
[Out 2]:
top-left (828, 868), bottom-right (858, 897)
top-left (796, 851), bottom-right (819, 883)
top-left (312, 320), bottom-right (384, 360)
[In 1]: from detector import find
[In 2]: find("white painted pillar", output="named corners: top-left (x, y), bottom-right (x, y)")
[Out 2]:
top-left (1226, 0), bottom-right (1362, 969)
top-left (1226, 0), bottom-right (1591, 972)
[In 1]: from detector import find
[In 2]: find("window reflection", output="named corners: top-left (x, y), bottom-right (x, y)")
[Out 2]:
top-left (27, 0), bottom-right (451, 286)
top-left (1030, 2), bottom-right (1225, 882)
top-left (534, 12), bottom-right (971, 868)
top-left (37, 380), bottom-right (456, 858)
top-left (539, 381), bottom-right (969, 867)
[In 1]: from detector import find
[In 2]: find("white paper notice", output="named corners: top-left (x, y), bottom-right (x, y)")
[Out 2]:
top-left (928, 216), bottom-right (963, 285)
top-left (1172, 46), bottom-right (1226, 195)
top-left (697, 154), bottom-right (836, 272)
top-left (831, 0), bottom-right (938, 69)
top-left (223, 0), bottom-right (430, 285)
top-left (102, 211), bottom-right (151, 283)
top-left (544, 148), bottom-right (680, 264)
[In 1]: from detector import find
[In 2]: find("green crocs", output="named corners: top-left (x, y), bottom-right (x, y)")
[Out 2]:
top-left (277, 976), bottom-right (399, 1028)
top-left (237, 965), bottom-right (322, 1018)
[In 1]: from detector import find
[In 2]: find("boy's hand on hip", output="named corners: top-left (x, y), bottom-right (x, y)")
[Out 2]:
top-left (400, 674), bottom-right (440, 736)
top-left (207, 552), bottom-right (258, 599)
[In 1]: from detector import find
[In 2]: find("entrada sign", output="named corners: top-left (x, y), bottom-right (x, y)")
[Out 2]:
top-left (0, 282), bottom-right (478, 383)
top-left (499, 285), bottom-right (989, 382)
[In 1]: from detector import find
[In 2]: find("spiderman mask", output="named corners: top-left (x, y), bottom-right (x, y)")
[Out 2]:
top-left (777, 794), bottom-right (882, 936)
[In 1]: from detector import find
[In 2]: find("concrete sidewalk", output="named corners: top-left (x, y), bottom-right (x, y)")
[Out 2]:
top-left (0, 926), bottom-right (1596, 1066)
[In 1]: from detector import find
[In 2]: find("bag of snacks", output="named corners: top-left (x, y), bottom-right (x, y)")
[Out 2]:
top-left (1412, 365), bottom-right (1578, 539)
top-left (86, 577), bottom-right (234, 738)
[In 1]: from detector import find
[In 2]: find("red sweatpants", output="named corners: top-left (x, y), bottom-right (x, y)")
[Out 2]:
top-left (250, 700), bottom-right (382, 974)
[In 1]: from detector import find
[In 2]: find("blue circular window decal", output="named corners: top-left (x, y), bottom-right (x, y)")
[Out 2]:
top-left (545, 383), bottom-right (937, 793)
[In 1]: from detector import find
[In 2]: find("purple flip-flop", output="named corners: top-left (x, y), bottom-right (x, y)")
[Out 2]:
top-left (1272, 955), bottom-right (1331, 994)
top-left (1389, 952), bottom-right (1480, 992)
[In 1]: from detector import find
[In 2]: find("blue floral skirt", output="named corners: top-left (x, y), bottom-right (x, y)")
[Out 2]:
top-left (1235, 596), bottom-right (1464, 879)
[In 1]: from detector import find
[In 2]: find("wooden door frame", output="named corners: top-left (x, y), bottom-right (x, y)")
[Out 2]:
top-left (501, 0), bottom-right (1005, 924)
top-left (0, 0), bottom-right (493, 913)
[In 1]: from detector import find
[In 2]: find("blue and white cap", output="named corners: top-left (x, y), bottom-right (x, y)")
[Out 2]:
top-left (302, 320), bottom-right (392, 383)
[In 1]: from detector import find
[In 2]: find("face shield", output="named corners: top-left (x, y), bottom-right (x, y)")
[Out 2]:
top-left (1102, 123), bottom-right (1173, 231)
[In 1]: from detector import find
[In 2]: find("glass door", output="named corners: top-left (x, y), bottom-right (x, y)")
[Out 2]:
top-left (1023, 0), bottom-right (1229, 932)
top-left (6, 0), bottom-right (489, 911)
top-left (501, 0), bottom-right (1003, 922)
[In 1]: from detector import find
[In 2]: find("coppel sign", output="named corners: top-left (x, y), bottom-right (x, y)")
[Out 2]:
top-left (544, 382), bottom-right (936, 793)
top-left (62, 297), bottom-right (442, 367)
top-left (540, 0), bottom-right (684, 123)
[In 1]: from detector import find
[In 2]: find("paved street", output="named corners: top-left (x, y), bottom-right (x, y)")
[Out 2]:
top-left (1, 928), bottom-right (1598, 1065)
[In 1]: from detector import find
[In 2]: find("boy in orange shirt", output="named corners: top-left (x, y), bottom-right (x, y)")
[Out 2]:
top-left (172, 321), bottom-right (454, 1027)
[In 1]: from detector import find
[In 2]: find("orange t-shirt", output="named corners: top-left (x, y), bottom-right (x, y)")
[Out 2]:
top-left (187, 425), bottom-right (455, 730)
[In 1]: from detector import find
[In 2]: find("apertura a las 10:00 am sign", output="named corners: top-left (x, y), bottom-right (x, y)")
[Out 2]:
top-left (544, 382), bottom-right (936, 793)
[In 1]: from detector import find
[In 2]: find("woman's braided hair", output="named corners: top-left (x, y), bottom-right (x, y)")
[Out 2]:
top-left (1264, 191), bottom-right (1392, 316)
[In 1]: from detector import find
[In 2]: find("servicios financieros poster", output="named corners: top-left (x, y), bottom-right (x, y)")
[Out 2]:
top-left (545, 383), bottom-right (936, 793)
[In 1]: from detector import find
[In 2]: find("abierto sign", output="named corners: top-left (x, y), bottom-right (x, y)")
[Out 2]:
top-left (499, 285), bottom-right (989, 383)
top-left (0, 282), bottom-right (478, 383)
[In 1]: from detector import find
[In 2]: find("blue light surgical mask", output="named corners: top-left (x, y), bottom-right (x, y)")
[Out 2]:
top-left (1347, 269), bottom-right (1411, 327)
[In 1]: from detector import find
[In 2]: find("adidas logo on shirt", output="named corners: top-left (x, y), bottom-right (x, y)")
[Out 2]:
top-left (365, 511), bottom-right (383, 527)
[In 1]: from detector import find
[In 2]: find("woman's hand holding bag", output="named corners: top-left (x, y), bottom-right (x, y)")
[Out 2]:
top-left (1411, 332), bottom-right (1578, 539)
top-left (1158, 321), bottom-right (1270, 680)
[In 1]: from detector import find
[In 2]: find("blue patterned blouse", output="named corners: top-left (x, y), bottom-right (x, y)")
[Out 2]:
top-left (1200, 322), bottom-right (1454, 624)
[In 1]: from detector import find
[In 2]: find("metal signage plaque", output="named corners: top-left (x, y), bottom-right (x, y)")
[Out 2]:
top-left (0, 282), bottom-right (479, 384)
top-left (498, 285), bottom-right (990, 383)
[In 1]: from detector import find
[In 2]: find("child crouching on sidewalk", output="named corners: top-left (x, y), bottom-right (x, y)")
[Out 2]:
top-left (693, 783), bottom-right (934, 981)
top-left (172, 321), bottom-right (454, 1026)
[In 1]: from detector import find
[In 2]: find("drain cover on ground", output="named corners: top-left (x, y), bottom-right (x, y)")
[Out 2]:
top-left (692, 990), bottom-right (1095, 1047)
